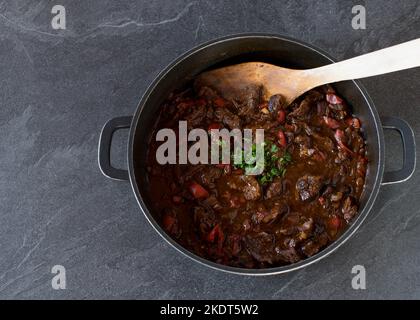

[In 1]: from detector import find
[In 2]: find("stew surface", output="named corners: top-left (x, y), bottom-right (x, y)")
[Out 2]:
top-left (146, 82), bottom-right (367, 268)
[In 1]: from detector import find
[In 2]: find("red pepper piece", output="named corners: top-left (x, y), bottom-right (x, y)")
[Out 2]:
top-left (189, 182), bottom-right (209, 199)
top-left (208, 123), bottom-right (222, 131)
top-left (285, 123), bottom-right (296, 132)
top-left (277, 110), bottom-right (286, 124)
top-left (277, 129), bottom-right (287, 147)
top-left (163, 214), bottom-right (177, 232)
top-left (329, 215), bottom-right (341, 229)
top-left (207, 224), bottom-right (225, 250)
top-left (214, 97), bottom-right (227, 107)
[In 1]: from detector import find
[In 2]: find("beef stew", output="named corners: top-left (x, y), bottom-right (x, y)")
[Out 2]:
top-left (146, 83), bottom-right (367, 268)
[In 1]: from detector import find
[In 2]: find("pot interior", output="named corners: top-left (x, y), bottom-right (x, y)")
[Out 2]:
top-left (130, 35), bottom-right (382, 272)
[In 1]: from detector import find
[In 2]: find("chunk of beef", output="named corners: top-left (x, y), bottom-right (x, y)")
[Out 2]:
top-left (198, 166), bottom-right (222, 188)
top-left (348, 128), bottom-right (365, 154)
top-left (312, 132), bottom-right (335, 150)
top-left (301, 232), bottom-right (329, 257)
top-left (279, 211), bottom-right (314, 241)
top-left (162, 208), bottom-right (181, 238)
top-left (202, 194), bottom-right (222, 211)
top-left (296, 175), bottom-right (323, 202)
top-left (226, 175), bottom-right (261, 201)
top-left (289, 99), bottom-right (311, 121)
top-left (184, 104), bottom-right (207, 128)
top-left (193, 206), bottom-right (216, 235)
top-left (227, 234), bottom-right (242, 256)
top-left (342, 196), bottom-right (358, 222)
top-left (175, 164), bottom-right (205, 184)
top-left (294, 134), bottom-right (315, 158)
top-left (252, 201), bottom-right (288, 224)
top-left (214, 107), bottom-right (241, 130)
top-left (326, 99), bottom-right (348, 120)
top-left (206, 106), bottom-right (215, 120)
top-left (274, 246), bottom-right (301, 264)
top-left (265, 177), bottom-right (283, 199)
top-left (251, 203), bottom-right (267, 224)
top-left (197, 86), bottom-right (219, 100)
top-left (265, 202), bottom-right (289, 224)
top-left (245, 232), bottom-right (277, 264)
top-left (242, 178), bottom-right (261, 201)
top-left (236, 85), bottom-right (262, 117)
top-left (305, 90), bottom-right (324, 102)
top-left (268, 94), bottom-right (287, 114)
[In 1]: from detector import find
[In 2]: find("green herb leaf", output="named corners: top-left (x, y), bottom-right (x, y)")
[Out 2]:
top-left (234, 141), bottom-right (292, 185)
top-left (270, 144), bottom-right (278, 153)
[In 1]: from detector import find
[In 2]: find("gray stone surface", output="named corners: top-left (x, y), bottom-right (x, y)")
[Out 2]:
top-left (0, 0), bottom-right (419, 299)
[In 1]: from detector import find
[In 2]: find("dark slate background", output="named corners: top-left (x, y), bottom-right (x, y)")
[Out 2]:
top-left (0, 0), bottom-right (419, 299)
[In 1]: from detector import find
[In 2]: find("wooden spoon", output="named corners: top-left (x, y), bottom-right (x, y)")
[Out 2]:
top-left (195, 38), bottom-right (420, 104)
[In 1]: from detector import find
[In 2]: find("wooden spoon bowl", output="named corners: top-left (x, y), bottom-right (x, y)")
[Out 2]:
top-left (195, 39), bottom-right (420, 104)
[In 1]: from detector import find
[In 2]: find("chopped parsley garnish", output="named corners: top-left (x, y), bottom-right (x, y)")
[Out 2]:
top-left (233, 141), bottom-right (292, 185)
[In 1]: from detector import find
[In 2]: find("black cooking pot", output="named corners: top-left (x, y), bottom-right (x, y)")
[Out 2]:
top-left (98, 34), bottom-right (416, 275)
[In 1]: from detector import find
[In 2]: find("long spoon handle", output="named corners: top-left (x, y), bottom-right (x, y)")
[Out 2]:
top-left (305, 38), bottom-right (420, 85)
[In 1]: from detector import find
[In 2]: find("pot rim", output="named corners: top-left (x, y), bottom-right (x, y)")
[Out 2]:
top-left (127, 33), bottom-right (385, 275)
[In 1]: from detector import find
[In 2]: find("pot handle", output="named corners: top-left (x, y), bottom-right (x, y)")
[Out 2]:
top-left (98, 116), bottom-right (133, 181)
top-left (381, 116), bottom-right (416, 185)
